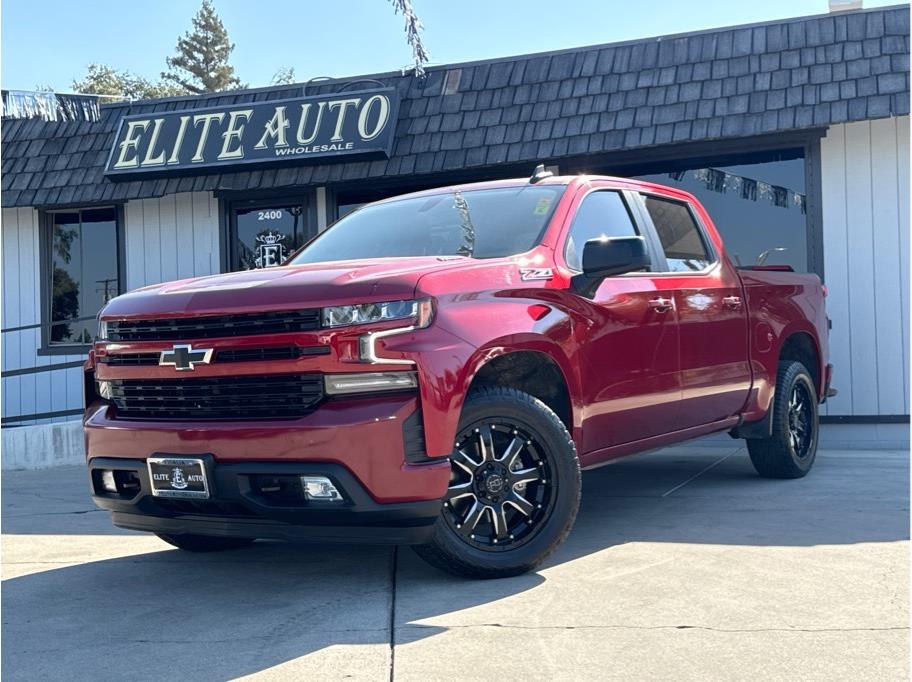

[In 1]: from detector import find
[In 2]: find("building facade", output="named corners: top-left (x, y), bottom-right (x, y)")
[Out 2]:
top-left (2, 4), bottom-right (909, 431)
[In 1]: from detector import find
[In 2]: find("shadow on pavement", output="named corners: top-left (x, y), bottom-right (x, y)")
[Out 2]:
top-left (1, 446), bottom-right (908, 678)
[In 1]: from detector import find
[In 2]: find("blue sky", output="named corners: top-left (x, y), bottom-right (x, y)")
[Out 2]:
top-left (1, 0), bottom-right (898, 92)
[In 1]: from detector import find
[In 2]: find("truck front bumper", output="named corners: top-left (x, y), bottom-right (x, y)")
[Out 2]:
top-left (84, 393), bottom-right (451, 544)
top-left (89, 457), bottom-right (442, 545)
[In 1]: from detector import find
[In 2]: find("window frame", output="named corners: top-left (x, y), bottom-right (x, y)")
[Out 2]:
top-left (562, 189), bottom-right (643, 273)
top-left (632, 191), bottom-right (720, 276)
top-left (38, 204), bottom-right (125, 355)
top-left (556, 187), bottom-right (668, 274)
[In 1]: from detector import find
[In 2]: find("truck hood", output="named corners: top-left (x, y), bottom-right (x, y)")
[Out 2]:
top-left (101, 257), bottom-right (471, 319)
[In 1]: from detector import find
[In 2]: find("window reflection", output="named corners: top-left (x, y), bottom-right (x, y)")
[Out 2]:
top-left (635, 156), bottom-right (807, 271)
top-left (49, 207), bottom-right (118, 344)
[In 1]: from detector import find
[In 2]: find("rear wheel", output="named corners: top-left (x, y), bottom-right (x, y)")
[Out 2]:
top-left (747, 360), bottom-right (819, 479)
top-left (413, 386), bottom-right (581, 579)
top-left (156, 533), bottom-right (256, 552)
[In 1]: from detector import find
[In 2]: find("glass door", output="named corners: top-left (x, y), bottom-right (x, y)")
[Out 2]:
top-left (229, 198), bottom-right (313, 271)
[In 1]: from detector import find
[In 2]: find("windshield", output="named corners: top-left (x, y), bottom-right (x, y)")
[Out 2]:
top-left (291, 185), bottom-right (566, 264)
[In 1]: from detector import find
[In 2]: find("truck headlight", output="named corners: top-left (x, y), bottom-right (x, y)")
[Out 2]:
top-left (321, 299), bottom-right (434, 329)
top-left (97, 320), bottom-right (108, 340)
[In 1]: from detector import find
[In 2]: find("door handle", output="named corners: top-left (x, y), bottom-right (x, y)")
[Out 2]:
top-left (648, 297), bottom-right (674, 312)
top-left (723, 295), bottom-right (743, 309)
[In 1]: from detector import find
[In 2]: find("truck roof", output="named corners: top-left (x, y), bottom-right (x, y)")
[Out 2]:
top-left (368, 174), bottom-right (683, 207)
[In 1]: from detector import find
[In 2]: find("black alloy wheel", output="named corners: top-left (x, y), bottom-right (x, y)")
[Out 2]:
top-left (747, 360), bottom-right (819, 479)
top-left (787, 380), bottom-right (814, 459)
top-left (443, 421), bottom-right (554, 551)
top-left (414, 386), bottom-right (581, 579)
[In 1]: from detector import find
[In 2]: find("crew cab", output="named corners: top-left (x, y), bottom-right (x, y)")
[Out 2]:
top-left (85, 168), bottom-right (832, 578)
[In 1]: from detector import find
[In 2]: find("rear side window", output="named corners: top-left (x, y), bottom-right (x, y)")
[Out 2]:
top-left (564, 191), bottom-right (638, 271)
top-left (643, 195), bottom-right (712, 272)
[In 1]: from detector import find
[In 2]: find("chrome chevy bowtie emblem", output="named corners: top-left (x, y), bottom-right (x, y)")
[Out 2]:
top-left (159, 344), bottom-right (213, 371)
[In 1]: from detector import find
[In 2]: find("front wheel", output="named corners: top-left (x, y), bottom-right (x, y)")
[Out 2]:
top-left (747, 360), bottom-right (819, 479)
top-left (413, 386), bottom-right (581, 579)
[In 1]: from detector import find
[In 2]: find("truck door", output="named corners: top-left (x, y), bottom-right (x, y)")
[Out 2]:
top-left (637, 193), bottom-right (751, 430)
top-left (562, 189), bottom-right (681, 452)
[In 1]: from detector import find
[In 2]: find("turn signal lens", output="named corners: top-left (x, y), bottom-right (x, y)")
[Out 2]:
top-left (324, 371), bottom-right (418, 395)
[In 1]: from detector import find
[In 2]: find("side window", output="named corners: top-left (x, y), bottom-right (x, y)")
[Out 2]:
top-left (564, 191), bottom-right (638, 271)
top-left (642, 195), bottom-right (712, 272)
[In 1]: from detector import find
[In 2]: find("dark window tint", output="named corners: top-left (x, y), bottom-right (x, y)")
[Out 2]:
top-left (48, 207), bottom-right (119, 345)
top-left (293, 186), bottom-right (565, 263)
top-left (232, 203), bottom-right (311, 270)
top-left (564, 191), bottom-right (637, 271)
top-left (643, 196), bottom-right (712, 272)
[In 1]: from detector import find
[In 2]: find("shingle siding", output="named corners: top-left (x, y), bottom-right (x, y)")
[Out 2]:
top-left (2, 5), bottom-right (909, 208)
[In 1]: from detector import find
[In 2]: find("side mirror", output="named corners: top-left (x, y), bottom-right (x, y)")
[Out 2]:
top-left (572, 236), bottom-right (651, 298)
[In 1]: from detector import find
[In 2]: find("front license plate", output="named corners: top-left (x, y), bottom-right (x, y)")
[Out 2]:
top-left (147, 457), bottom-right (210, 499)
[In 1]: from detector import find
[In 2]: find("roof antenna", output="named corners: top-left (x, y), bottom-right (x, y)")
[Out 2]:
top-left (529, 163), bottom-right (553, 184)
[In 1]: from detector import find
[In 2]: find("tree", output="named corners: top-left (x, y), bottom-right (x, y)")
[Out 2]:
top-left (389, 0), bottom-right (429, 76)
top-left (162, 0), bottom-right (245, 94)
top-left (271, 67), bottom-right (296, 86)
top-left (72, 64), bottom-right (185, 101)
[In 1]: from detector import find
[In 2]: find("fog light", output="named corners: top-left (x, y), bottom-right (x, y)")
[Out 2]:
top-left (324, 371), bottom-right (418, 396)
top-left (100, 470), bottom-right (117, 493)
top-left (301, 476), bottom-right (343, 502)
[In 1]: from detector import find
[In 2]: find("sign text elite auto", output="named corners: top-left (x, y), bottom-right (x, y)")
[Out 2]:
top-left (104, 88), bottom-right (399, 176)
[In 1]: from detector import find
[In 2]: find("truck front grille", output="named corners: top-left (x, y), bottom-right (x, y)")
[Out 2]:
top-left (109, 374), bottom-right (324, 420)
top-left (107, 310), bottom-right (321, 341)
top-left (98, 346), bottom-right (330, 366)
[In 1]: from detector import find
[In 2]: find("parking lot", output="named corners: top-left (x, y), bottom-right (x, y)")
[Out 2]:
top-left (2, 441), bottom-right (908, 681)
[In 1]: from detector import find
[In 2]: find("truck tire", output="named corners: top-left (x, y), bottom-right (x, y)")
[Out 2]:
top-left (746, 360), bottom-right (819, 479)
top-left (413, 386), bottom-right (581, 579)
top-left (156, 533), bottom-right (256, 552)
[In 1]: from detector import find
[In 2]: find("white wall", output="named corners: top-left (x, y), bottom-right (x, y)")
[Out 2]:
top-left (820, 116), bottom-right (910, 417)
top-left (1, 207), bottom-right (86, 426)
top-left (124, 192), bottom-right (220, 289)
top-left (1, 192), bottom-right (220, 427)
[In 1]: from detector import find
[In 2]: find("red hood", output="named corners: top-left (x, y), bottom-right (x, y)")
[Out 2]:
top-left (101, 257), bottom-right (470, 319)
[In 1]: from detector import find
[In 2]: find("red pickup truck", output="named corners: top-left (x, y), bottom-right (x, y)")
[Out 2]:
top-left (85, 168), bottom-right (832, 578)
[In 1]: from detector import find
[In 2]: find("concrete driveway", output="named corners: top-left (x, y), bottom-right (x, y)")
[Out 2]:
top-left (2, 442), bottom-right (908, 681)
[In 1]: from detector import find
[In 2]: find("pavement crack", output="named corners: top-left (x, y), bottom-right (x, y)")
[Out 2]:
top-left (401, 623), bottom-right (909, 634)
top-left (388, 546), bottom-right (398, 682)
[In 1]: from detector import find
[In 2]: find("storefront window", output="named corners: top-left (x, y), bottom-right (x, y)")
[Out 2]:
top-left (634, 154), bottom-right (808, 272)
top-left (229, 200), bottom-right (312, 270)
top-left (45, 207), bottom-right (120, 345)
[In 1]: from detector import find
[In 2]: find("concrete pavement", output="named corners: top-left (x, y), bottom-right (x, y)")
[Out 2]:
top-left (2, 443), bottom-right (908, 680)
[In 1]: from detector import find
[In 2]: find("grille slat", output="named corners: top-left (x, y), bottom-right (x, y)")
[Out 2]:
top-left (107, 310), bottom-right (321, 342)
top-left (100, 345), bottom-right (330, 366)
top-left (110, 375), bottom-right (323, 421)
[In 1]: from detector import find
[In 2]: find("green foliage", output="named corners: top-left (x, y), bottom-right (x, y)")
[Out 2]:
top-left (162, 0), bottom-right (245, 94)
top-left (73, 64), bottom-right (185, 101)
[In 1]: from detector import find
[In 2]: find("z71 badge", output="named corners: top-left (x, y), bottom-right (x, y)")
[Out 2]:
top-left (519, 267), bottom-right (553, 281)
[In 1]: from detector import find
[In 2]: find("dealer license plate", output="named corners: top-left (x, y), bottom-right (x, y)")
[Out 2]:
top-left (147, 457), bottom-right (210, 499)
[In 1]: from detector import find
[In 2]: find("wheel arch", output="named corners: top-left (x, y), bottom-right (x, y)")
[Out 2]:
top-left (466, 348), bottom-right (575, 432)
top-left (778, 330), bottom-right (822, 396)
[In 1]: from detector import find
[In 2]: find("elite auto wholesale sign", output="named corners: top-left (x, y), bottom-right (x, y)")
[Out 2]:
top-left (104, 88), bottom-right (399, 177)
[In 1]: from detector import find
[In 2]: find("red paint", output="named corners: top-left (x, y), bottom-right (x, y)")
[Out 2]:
top-left (86, 174), bottom-right (829, 504)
